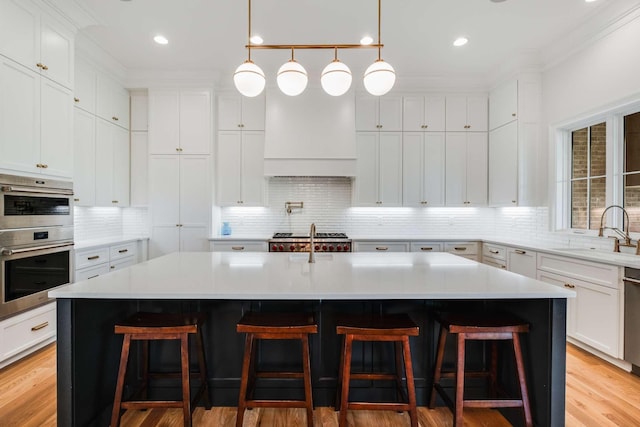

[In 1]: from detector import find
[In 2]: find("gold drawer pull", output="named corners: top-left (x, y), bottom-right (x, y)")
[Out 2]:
top-left (376, 247), bottom-right (389, 251)
top-left (118, 249), bottom-right (128, 253)
top-left (87, 274), bottom-right (100, 279)
top-left (74, 198), bottom-right (80, 202)
top-left (74, 97), bottom-right (80, 103)
top-left (87, 255), bottom-right (100, 260)
top-left (112, 200), bottom-right (118, 204)
top-left (110, 266), bottom-right (115, 269)
top-left (112, 116), bottom-right (119, 121)
top-left (31, 321), bottom-right (49, 331)
top-left (489, 249), bottom-right (499, 254)
top-left (515, 249), bottom-right (526, 255)
top-left (500, 265), bottom-right (507, 269)
top-left (564, 283), bottom-right (575, 289)
top-left (453, 247), bottom-right (467, 251)
top-left (232, 246), bottom-right (245, 251)
top-left (420, 247), bottom-right (433, 251)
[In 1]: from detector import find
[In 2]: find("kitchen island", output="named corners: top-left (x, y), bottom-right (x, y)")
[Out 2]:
top-left (50, 251), bottom-right (573, 426)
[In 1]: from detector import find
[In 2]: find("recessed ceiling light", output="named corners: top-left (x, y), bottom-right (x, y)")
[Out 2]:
top-left (360, 36), bottom-right (373, 45)
top-left (153, 35), bottom-right (168, 45)
top-left (585, 0), bottom-right (597, 2)
top-left (453, 37), bottom-right (468, 47)
top-left (250, 35), bottom-right (263, 44)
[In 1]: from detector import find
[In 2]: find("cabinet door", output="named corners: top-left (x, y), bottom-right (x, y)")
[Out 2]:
top-left (241, 131), bottom-right (265, 206)
top-left (73, 108), bottom-right (96, 206)
top-left (354, 242), bottom-right (409, 252)
top-left (179, 90), bottom-right (210, 154)
top-left (179, 155), bottom-right (210, 227)
top-left (217, 131), bottom-right (242, 206)
top-left (489, 121), bottom-right (518, 206)
top-left (378, 132), bottom-right (402, 206)
top-left (423, 133), bottom-right (445, 206)
top-left (0, 58), bottom-right (40, 174)
top-left (354, 132), bottom-right (379, 206)
top-left (378, 96), bottom-right (402, 131)
top-left (445, 96), bottom-right (467, 131)
top-left (402, 132), bottom-right (424, 206)
top-left (0, 0), bottom-right (39, 74)
top-left (148, 90), bottom-right (180, 154)
top-left (97, 74), bottom-right (128, 128)
top-left (130, 93), bottom-right (148, 131)
top-left (39, 15), bottom-right (73, 89)
top-left (73, 59), bottom-right (96, 114)
top-left (241, 95), bottom-right (265, 131)
top-left (149, 225), bottom-right (180, 259)
top-left (130, 132), bottom-right (148, 206)
top-left (217, 93), bottom-right (242, 130)
top-left (112, 85), bottom-right (130, 130)
top-left (112, 125), bottom-right (130, 207)
top-left (355, 96), bottom-right (378, 131)
top-left (424, 96), bottom-right (446, 132)
top-left (466, 132), bottom-right (488, 206)
top-left (489, 79), bottom-right (517, 130)
top-left (466, 96), bottom-right (488, 132)
top-left (402, 97), bottom-right (424, 132)
top-left (179, 226), bottom-right (210, 252)
top-left (40, 78), bottom-right (73, 178)
top-left (445, 132), bottom-right (467, 206)
top-left (149, 155), bottom-right (180, 225)
top-left (94, 119), bottom-right (115, 206)
top-left (506, 247), bottom-right (536, 279)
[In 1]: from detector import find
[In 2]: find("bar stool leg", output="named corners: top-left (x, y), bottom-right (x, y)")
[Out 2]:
top-left (454, 333), bottom-right (466, 427)
top-left (512, 333), bottom-right (533, 427)
top-left (141, 340), bottom-right (149, 400)
top-left (401, 336), bottom-right (418, 427)
top-left (195, 328), bottom-right (212, 409)
top-left (338, 335), bottom-right (353, 427)
top-left (429, 326), bottom-right (447, 408)
top-left (111, 334), bottom-right (132, 427)
top-left (236, 333), bottom-right (254, 427)
top-left (301, 334), bottom-right (314, 427)
top-left (335, 335), bottom-right (345, 411)
top-left (394, 341), bottom-right (404, 403)
top-left (180, 333), bottom-right (192, 427)
top-left (490, 340), bottom-right (498, 397)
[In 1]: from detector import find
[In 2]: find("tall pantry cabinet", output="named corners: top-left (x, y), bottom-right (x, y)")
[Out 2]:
top-left (147, 89), bottom-right (212, 259)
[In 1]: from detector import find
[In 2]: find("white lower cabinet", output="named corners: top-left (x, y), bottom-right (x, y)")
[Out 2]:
top-left (537, 253), bottom-right (622, 358)
top-left (445, 242), bottom-right (479, 261)
top-left (506, 247), bottom-right (537, 278)
top-left (410, 242), bottom-right (443, 253)
top-left (211, 241), bottom-right (268, 252)
top-left (353, 242), bottom-right (409, 252)
top-left (74, 241), bottom-right (141, 282)
top-left (0, 302), bottom-right (56, 368)
top-left (482, 243), bottom-right (507, 269)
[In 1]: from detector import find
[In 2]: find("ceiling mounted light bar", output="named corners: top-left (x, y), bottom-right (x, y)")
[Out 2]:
top-left (233, 0), bottom-right (395, 97)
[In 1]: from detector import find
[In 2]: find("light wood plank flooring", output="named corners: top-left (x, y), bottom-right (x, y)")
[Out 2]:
top-left (1, 343), bottom-right (639, 426)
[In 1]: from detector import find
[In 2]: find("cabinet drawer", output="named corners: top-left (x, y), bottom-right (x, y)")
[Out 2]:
top-left (109, 256), bottom-right (136, 272)
top-left (212, 241), bottom-right (268, 252)
top-left (445, 242), bottom-right (479, 255)
top-left (75, 264), bottom-right (110, 282)
top-left (484, 259), bottom-right (507, 270)
top-left (537, 253), bottom-right (620, 289)
top-left (483, 243), bottom-right (506, 261)
top-left (410, 242), bottom-right (443, 252)
top-left (354, 242), bottom-right (409, 252)
top-left (110, 242), bottom-right (137, 261)
top-left (0, 302), bottom-right (56, 361)
top-left (75, 247), bottom-right (109, 269)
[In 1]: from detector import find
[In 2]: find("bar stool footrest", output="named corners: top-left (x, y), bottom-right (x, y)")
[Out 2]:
top-left (464, 399), bottom-right (525, 408)
top-left (255, 371), bottom-right (305, 379)
top-left (347, 402), bottom-right (412, 411)
top-left (245, 399), bottom-right (311, 409)
top-left (121, 400), bottom-right (185, 409)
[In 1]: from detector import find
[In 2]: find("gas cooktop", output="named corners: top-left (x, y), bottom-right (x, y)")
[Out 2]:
top-left (269, 232), bottom-right (351, 252)
top-left (272, 232), bottom-right (348, 239)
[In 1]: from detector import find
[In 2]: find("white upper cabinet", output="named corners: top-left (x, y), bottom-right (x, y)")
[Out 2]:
top-left (96, 73), bottom-right (129, 130)
top-left (95, 118), bottom-right (129, 207)
top-left (355, 95), bottom-right (402, 131)
top-left (354, 132), bottom-right (403, 206)
top-left (402, 95), bottom-right (445, 132)
top-left (73, 59), bottom-right (96, 114)
top-left (130, 92), bottom-right (148, 131)
top-left (148, 89), bottom-right (211, 154)
top-left (217, 92), bottom-right (265, 131)
top-left (40, 78), bottom-right (73, 177)
top-left (403, 132), bottom-right (445, 207)
top-left (217, 131), bottom-right (265, 207)
top-left (0, 0), bottom-right (74, 89)
top-left (73, 108), bottom-right (96, 206)
top-left (488, 121), bottom-right (518, 206)
top-left (489, 79), bottom-right (517, 130)
top-left (445, 95), bottom-right (488, 132)
top-left (445, 132), bottom-right (487, 206)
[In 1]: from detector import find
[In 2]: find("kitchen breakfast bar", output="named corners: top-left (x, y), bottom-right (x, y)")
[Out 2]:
top-left (50, 251), bottom-right (573, 426)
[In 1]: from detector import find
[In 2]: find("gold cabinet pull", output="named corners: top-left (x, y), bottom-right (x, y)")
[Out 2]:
top-left (87, 274), bottom-right (100, 279)
top-left (489, 249), bottom-right (499, 254)
top-left (512, 113), bottom-right (516, 117)
top-left (42, 64), bottom-right (48, 70)
top-left (564, 283), bottom-right (576, 289)
top-left (232, 246), bottom-right (245, 251)
top-left (87, 255), bottom-right (100, 260)
top-left (36, 63), bottom-right (43, 69)
top-left (74, 198), bottom-right (79, 202)
top-left (110, 265), bottom-right (115, 269)
top-left (112, 200), bottom-right (118, 204)
top-left (515, 249), bottom-right (526, 255)
top-left (41, 164), bottom-right (48, 168)
top-left (112, 116), bottom-right (119, 121)
top-left (118, 249), bottom-right (128, 253)
top-left (376, 247), bottom-right (389, 251)
top-left (453, 247), bottom-right (467, 251)
top-left (500, 265), bottom-right (507, 269)
top-left (420, 247), bottom-right (433, 251)
top-left (74, 97), bottom-right (80, 103)
top-left (31, 321), bottom-right (49, 331)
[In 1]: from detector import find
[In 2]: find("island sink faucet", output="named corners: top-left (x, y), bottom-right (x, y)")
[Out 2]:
top-left (598, 205), bottom-right (637, 253)
top-left (309, 223), bottom-right (316, 263)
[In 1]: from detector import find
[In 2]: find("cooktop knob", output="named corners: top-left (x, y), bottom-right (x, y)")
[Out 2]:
top-left (322, 245), bottom-right (327, 251)
top-left (329, 245), bottom-right (334, 251)
top-left (271, 245), bottom-right (277, 251)
top-left (279, 245), bottom-right (284, 251)
top-left (337, 245), bottom-right (342, 251)
top-left (289, 245), bottom-right (296, 251)
top-left (315, 245), bottom-right (320, 251)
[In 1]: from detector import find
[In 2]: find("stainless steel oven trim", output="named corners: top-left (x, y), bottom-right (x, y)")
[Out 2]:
top-left (1, 241), bottom-right (74, 256)
top-left (1, 185), bottom-right (74, 196)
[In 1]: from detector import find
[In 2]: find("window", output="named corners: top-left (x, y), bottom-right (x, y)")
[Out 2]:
top-left (624, 112), bottom-right (640, 232)
top-left (570, 123), bottom-right (606, 230)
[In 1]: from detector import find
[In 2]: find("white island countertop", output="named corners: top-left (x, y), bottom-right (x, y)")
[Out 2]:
top-left (50, 252), bottom-right (574, 300)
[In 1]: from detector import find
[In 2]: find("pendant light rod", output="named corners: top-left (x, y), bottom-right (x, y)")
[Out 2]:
top-left (377, 0), bottom-right (382, 60)
top-left (246, 43), bottom-right (382, 50)
top-left (248, 0), bottom-right (252, 61)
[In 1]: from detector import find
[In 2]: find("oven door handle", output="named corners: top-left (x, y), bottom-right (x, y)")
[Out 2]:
top-left (1, 241), bottom-right (74, 256)
top-left (1, 185), bottom-right (74, 196)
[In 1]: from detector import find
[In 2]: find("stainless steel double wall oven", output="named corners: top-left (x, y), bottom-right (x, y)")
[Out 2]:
top-left (0, 174), bottom-right (74, 319)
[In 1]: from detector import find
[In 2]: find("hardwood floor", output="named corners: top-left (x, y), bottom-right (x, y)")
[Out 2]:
top-left (1, 343), bottom-right (639, 426)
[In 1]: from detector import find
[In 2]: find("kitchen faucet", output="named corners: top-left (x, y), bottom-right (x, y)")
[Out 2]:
top-left (598, 205), bottom-right (635, 252)
top-left (309, 223), bottom-right (316, 263)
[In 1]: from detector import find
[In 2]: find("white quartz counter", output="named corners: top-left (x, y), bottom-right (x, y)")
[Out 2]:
top-left (50, 251), bottom-right (574, 300)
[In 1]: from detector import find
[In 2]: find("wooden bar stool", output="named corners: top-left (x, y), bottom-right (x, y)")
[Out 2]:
top-left (110, 312), bottom-right (211, 427)
top-left (236, 312), bottom-right (317, 427)
top-left (335, 313), bottom-right (419, 427)
top-left (429, 312), bottom-right (533, 427)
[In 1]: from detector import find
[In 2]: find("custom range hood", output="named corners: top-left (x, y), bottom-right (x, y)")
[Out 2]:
top-left (264, 88), bottom-right (356, 176)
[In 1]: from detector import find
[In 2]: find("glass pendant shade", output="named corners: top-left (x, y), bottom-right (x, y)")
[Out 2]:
top-left (363, 59), bottom-right (396, 96)
top-left (233, 60), bottom-right (266, 97)
top-left (277, 60), bottom-right (308, 96)
top-left (321, 60), bottom-right (352, 96)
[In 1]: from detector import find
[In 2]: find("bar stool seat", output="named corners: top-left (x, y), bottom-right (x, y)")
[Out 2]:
top-left (110, 312), bottom-right (211, 427)
top-left (236, 312), bottom-right (318, 427)
top-left (336, 313), bottom-right (419, 427)
top-left (429, 312), bottom-right (533, 427)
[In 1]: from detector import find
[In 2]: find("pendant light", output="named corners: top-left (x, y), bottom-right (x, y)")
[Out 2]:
top-left (321, 48), bottom-right (352, 96)
top-left (363, 0), bottom-right (395, 96)
top-left (277, 48), bottom-right (308, 96)
top-left (233, 0), bottom-right (265, 97)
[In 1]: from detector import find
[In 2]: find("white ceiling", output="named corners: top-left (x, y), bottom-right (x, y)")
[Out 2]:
top-left (72, 0), bottom-right (617, 88)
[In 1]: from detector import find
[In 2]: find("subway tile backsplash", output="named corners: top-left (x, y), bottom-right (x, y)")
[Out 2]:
top-left (74, 206), bottom-right (149, 242)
